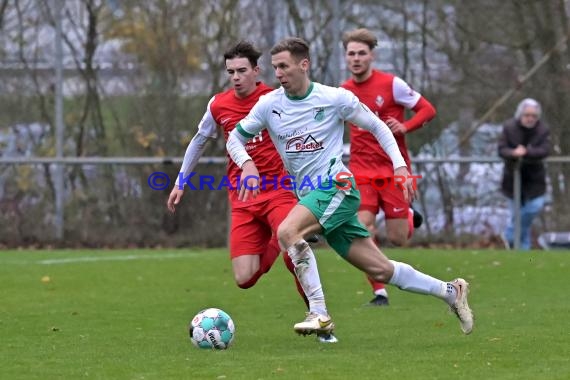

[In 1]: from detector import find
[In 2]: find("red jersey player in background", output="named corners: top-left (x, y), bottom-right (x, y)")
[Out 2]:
top-left (166, 41), bottom-right (336, 343)
top-left (341, 28), bottom-right (437, 306)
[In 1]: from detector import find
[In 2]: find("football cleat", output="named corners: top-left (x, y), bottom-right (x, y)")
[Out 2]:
top-left (449, 278), bottom-right (474, 335)
top-left (410, 205), bottom-right (424, 229)
top-left (366, 294), bottom-right (389, 306)
top-left (294, 312), bottom-right (334, 335)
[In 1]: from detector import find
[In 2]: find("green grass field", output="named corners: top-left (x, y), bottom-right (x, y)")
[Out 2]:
top-left (1, 248), bottom-right (569, 380)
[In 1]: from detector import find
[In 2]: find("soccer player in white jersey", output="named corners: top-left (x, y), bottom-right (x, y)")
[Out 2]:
top-left (226, 37), bottom-right (474, 336)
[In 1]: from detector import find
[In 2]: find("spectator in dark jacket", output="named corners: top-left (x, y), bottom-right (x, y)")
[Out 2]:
top-left (498, 98), bottom-right (551, 250)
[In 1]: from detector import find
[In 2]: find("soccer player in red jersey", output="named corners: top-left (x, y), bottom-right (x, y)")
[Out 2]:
top-left (341, 28), bottom-right (437, 306)
top-left (166, 41), bottom-right (336, 342)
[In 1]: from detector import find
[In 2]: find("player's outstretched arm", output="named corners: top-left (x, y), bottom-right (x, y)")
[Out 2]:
top-left (167, 132), bottom-right (213, 213)
top-left (167, 98), bottom-right (219, 213)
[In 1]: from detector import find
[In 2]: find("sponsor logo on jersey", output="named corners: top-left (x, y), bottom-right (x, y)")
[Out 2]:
top-left (375, 95), bottom-right (384, 107)
top-left (277, 127), bottom-right (308, 141)
top-left (271, 109), bottom-right (282, 119)
top-left (245, 131), bottom-right (263, 151)
top-left (285, 134), bottom-right (324, 153)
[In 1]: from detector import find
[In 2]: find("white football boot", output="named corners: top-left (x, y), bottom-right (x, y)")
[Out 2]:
top-left (449, 278), bottom-right (474, 334)
top-left (293, 312), bottom-right (335, 335)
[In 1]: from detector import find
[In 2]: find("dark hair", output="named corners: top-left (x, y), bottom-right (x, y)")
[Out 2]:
top-left (270, 37), bottom-right (310, 62)
top-left (342, 28), bottom-right (378, 50)
top-left (223, 40), bottom-right (262, 68)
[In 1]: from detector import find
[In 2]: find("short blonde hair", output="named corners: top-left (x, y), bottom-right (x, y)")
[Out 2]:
top-left (342, 28), bottom-right (378, 50)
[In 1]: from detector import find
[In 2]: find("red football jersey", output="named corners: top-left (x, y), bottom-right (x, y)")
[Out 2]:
top-left (341, 70), bottom-right (419, 179)
top-left (207, 82), bottom-right (286, 197)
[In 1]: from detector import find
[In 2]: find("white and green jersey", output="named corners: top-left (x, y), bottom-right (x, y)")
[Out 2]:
top-left (233, 82), bottom-right (405, 197)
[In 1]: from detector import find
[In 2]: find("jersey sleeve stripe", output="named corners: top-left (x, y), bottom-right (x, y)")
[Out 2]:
top-left (236, 123), bottom-right (255, 139)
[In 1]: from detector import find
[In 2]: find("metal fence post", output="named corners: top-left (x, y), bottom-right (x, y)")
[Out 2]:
top-left (54, 0), bottom-right (64, 240)
top-left (513, 159), bottom-right (522, 250)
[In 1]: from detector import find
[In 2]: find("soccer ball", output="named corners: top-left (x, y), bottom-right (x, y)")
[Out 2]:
top-left (189, 308), bottom-right (235, 349)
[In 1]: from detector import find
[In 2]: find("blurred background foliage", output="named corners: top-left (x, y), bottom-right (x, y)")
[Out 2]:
top-left (0, 0), bottom-right (568, 247)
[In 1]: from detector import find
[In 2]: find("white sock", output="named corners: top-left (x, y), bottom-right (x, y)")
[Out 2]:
top-left (374, 288), bottom-right (388, 297)
top-left (287, 240), bottom-right (328, 315)
top-left (388, 260), bottom-right (455, 303)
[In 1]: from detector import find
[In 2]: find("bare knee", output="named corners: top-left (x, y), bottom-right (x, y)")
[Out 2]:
top-left (277, 222), bottom-right (299, 250)
top-left (386, 219), bottom-right (410, 246)
top-left (232, 256), bottom-right (259, 288)
top-left (234, 268), bottom-right (256, 288)
top-left (387, 229), bottom-right (408, 246)
top-left (358, 212), bottom-right (377, 240)
top-left (364, 222), bottom-right (376, 237)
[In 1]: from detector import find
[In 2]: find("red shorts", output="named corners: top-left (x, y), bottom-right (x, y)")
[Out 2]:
top-left (229, 188), bottom-right (297, 258)
top-left (358, 178), bottom-right (409, 219)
